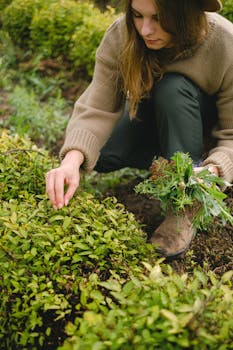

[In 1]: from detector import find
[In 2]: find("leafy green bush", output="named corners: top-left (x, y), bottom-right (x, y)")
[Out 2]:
top-left (1, 131), bottom-right (233, 350)
top-left (221, 0), bottom-right (233, 22)
top-left (68, 7), bottom-right (118, 77)
top-left (1, 0), bottom-right (118, 78)
top-left (0, 0), bottom-right (13, 11)
top-left (0, 130), bottom-right (58, 200)
top-left (30, 0), bottom-right (92, 57)
top-left (1, 0), bottom-right (46, 46)
top-left (0, 191), bottom-right (152, 349)
top-left (0, 130), bottom-right (155, 349)
top-left (2, 85), bottom-right (69, 149)
top-left (60, 267), bottom-right (233, 350)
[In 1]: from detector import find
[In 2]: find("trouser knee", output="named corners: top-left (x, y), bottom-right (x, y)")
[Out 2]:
top-left (152, 73), bottom-right (204, 162)
top-left (152, 73), bottom-right (200, 117)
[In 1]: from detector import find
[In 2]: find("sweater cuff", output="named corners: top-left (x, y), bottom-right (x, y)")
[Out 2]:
top-left (59, 129), bottom-right (100, 172)
top-left (202, 151), bottom-right (233, 184)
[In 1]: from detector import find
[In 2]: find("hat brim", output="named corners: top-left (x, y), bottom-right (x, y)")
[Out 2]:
top-left (202, 0), bottom-right (222, 12)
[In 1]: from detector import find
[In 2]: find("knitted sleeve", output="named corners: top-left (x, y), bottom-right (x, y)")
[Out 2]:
top-left (60, 18), bottom-right (126, 171)
top-left (203, 61), bottom-right (233, 184)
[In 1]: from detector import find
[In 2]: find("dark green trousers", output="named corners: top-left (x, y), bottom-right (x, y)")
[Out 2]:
top-left (95, 73), bottom-right (217, 172)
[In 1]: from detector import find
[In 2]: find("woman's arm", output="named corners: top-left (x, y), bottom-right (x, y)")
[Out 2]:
top-left (60, 16), bottom-right (126, 171)
top-left (46, 17), bottom-right (126, 208)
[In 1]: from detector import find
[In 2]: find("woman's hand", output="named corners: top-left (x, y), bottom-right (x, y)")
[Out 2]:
top-left (194, 165), bottom-right (219, 176)
top-left (46, 150), bottom-right (84, 209)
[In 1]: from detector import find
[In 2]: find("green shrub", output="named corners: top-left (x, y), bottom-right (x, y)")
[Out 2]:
top-left (60, 268), bottom-right (233, 350)
top-left (0, 0), bottom-right (13, 11)
top-left (1, 0), bottom-right (46, 46)
top-left (0, 130), bottom-right (155, 349)
top-left (0, 130), bottom-right (58, 199)
top-left (0, 192), bottom-right (153, 348)
top-left (29, 0), bottom-right (92, 57)
top-left (221, 0), bottom-right (233, 22)
top-left (0, 190), bottom-right (152, 349)
top-left (68, 7), bottom-right (118, 77)
top-left (1, 0), bottom-right (118, 77)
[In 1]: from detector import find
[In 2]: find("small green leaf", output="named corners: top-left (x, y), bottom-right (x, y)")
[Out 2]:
top-left (98, 279), bottom-right (122, 292)
top-left (221, 270), bottom-right (233, 283)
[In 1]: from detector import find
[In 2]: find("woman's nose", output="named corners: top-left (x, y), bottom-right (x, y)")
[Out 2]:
top-left (141, 19), bottom-right (155, 36)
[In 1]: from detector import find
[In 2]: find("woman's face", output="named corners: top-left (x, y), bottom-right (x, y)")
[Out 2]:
top-left (131, 0), bottom-right (173, 50)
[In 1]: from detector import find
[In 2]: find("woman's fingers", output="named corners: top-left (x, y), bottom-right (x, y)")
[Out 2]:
top-left (46, 170), bottom-right (57, 207)
top-left (54, 170), bottom-right (65, 209)
top-left (64, 178), bottom-right (79, 206)
top-left (46, 168), bottom-right (65, 209)
top-left (46, 167), bottom-right (80, 209)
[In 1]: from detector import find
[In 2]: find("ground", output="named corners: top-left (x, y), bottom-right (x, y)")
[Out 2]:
top-left (105, 178), bottom-right (233, 277)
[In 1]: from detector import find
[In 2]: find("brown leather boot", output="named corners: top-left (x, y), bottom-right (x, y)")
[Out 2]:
top-left (149, 209), bottom-right (195, 259)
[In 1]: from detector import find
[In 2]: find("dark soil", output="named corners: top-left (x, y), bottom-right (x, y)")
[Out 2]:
top-left (105, 178), bottom-right (233, 277)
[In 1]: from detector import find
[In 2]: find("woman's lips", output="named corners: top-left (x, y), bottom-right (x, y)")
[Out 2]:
top-left (145, 38), bottom-right (161, 45)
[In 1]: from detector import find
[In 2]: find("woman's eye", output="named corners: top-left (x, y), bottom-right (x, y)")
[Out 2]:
top-left (132, 11), bottom-right (159, 21)
top-left (133, 12), bottom-right (142, 18)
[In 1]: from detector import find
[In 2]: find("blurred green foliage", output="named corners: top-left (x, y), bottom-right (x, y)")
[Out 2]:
top-left (1, 0), bottom-right (119, 79)
top-left (30, 0), bottom-right (92, 57)
top-left (1, 0), bottom-right (232, 81)
top-left (221, 0), bottom-right (233, 22)
top-left (1, 85), bottom-right (69, 149)
top-left (68, 7), bottom-right (118, 76)
top-left (0, 0), bottom-right (12, 11)
top-left (1, 0), bottom-right (47, 46)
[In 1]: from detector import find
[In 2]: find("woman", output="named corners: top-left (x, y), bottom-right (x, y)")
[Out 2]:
top-left (46, 0), bottom-right (233, 258)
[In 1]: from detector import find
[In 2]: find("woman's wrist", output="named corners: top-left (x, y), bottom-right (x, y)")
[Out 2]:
top-left (61, 149), bottom-right (84, 168)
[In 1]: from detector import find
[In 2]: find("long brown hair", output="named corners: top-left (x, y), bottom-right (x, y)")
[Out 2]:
top-left (120, 0), bottom-right (208, 117)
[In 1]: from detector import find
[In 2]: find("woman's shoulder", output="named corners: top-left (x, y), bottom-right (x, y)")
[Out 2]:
top-left (96, 15), bottom-right (127, 61)
top-left (208, 13), bottom-right (233, 37)
top-left (100, 15), bottom-right (127, 47)
top-left (204, 13), bottom-right (233, 59)
top-left (105, 14), bottom-right (127, 34)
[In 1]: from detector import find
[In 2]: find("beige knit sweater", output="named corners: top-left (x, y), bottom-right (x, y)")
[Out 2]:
top-left (60, 13), bottom-right (233, 183)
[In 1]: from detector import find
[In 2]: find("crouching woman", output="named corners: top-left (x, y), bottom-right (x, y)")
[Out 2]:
top-left (46, 0), bottom-right (233, 258)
